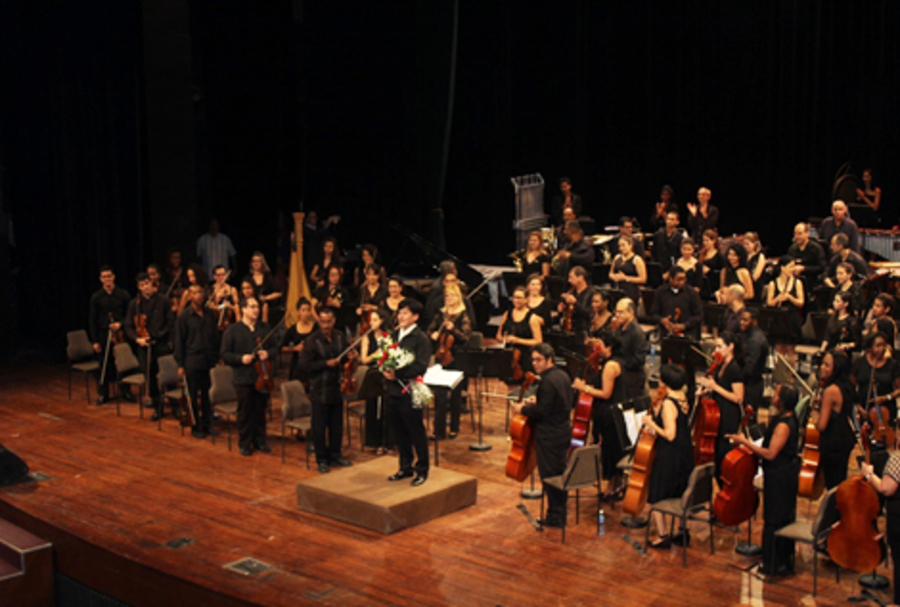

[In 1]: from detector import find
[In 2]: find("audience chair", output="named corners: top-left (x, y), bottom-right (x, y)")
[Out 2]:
top-left (66, 330), bottom-right (99, 403)
top-left (540, 444), bottom-right (602, 544)
top-left (280, 380), bottom-right (313, 467)
top-left (645, 462), bottom-right (716, 567)
top-left (209, 365), bottom-right (239, 451)
top-left (113, 343), bottom-right (146, 419)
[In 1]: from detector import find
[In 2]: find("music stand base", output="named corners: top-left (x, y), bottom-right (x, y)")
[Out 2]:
top-left (620, 515), bottom-right (648, 529)
top-left (735, 542), bottom-right (762, 557)
top-left (520, 487), bottom-right (542, 500)
top-left (858, 573), bottom-right (889, 590)
top-left (469, 441), bottom-right (492, 452)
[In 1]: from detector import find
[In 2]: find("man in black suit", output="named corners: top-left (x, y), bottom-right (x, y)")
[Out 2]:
top-left (124, 272), bottom-right (174, 419)
top-left (384, 299), bottom-right (433, 487)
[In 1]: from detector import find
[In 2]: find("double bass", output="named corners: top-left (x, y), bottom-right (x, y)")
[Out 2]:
top-left (828, 425), bottom-right (885, 573)
top-left (506, 373), bottom-right (538, 482)
top-left (692, 351), bottom-right (723, 465)
top-left (712, 405), bottom-right (759, 527)
top-left (570, 345), bottom-right (603, 452)
top-left (622, 386), bottom-right (664, 516)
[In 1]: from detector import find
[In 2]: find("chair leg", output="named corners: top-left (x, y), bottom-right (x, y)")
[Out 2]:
top-left (575, 489), bottom-right (580, 525)
top-left (68, 369), bottom-right (73, 400)
top-left (84, 373), bottom-right (91, 403)
top-left (813, 543), bottom-right (818, 597)
top-left (281, 421), bottom-right (286, 464)
top-left (682, 513), bottom-right (688, 568)
top-left (709, 510), bottom-right (715, 554)
top-left (644, 508), bottom-right (652, 550)
top-left (227, 415), bottom-right (233, 451)
top-left (359, 414), bottom-right (365, 452)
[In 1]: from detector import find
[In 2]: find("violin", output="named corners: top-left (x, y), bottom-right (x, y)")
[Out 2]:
top-left (828, 424), bottom-right (885, 573)
top-left (670, 307), bottom-right (683, 337)
top-left (506, 372), bottom-right (538, 482)
top-left (866, 366), bottom-right (896, 448)
top-left (562, 287), bottom-right (575, 332)
top-left (622, 386), bottom-right (664, 516)
top-left (435, 314), bottom-right (457, 367)
top-left (712, 405), bottom-right (758, 527)
top-left (798, 380), bottom-right (826, 499)
top-left (510, 347), bottom-right (524, 382)
top-left (692, 351), bottom-right (723, 465)
top-left (135, 313), bottom-right (150, 341)
top-left (341, 355), bottom-right (360, 396)
top-left (570, 344), bottom-right (603, 453)
top-left (254, 336), bottom-right (275, 393)
top-left (108, 312), bottom-right (124, 345)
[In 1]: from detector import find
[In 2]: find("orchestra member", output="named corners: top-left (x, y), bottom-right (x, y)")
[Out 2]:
top-left (310, 237), bottom-right (342, 288)
top-left (124, 272), bottom-right (174, 420)
top-left (220, 296), bottom-right (277, 456)
top-left (788, 223), bottom-right (827, 290)
top-left (686, 187), bottom-right (719, 241)
top-left (281, 297), bottom-right (317, 384)
top-left (237, 279), bottom-right (258, 321)
top-left (819, 200), bottom-right (860, 254)
top-left (558, 266), bottom-right (594, 344)
top-left (385, 299), bottom-right (432, 487)
top-left (653, 209), bottom-right (683, 276)
top-left (89, 266), bottom-right (132, 404)
top-left (719, 284), bottom-right (747, 335)
top-left (551, 176), bottom-right (583, 225)
top-left (614, 297), bottom-right (649, 400)
top-left (384, 275), bottom-right (405, 327)
top-left (816, 351), bottom-right (856, 489)
top-left (146, 264), bottom-right (163, 291)
top-left (856, 168), bottom-right (882, 212)
top-left (312, 266), bottom-right (348, 324)
top-left (829, 262), bottom-right (862, 313)
top-left (425, 263), bottom-right (477, 330)
top-left (739, 309), bottom-right (768, 416)
top-left (643, 364), bottom-right (694, 548)
top-left (744, 232), bottom-right (767, 302)
top-left (302, 211), bottom-right (341, 275)
top-left (299, 307), bottom-right (355, 473)
top-left (586, 289), bottom-right (614, 341)
top-left (649, 185), bottom-right (676, 232)
top-left (765, 256), bottom-right (804, 361)
top-left (617, 217), bottom-right (645, 259)
top-left (178, 264), bottom-right (209, 314)
top-left (360, 308), bottom-right (393, 454)
top-left (555, 206), bottom-right (578, 247)
top-left (862, 452), bottom-right (900, 607)
top-left (356, 263), bottom-right (388, 332)
top-left (173, 284), bottom-right (219, 438)
top-left (863, 293), bottom-right (897, 345)
top-left (526, 274), bottom-right (553, 328)
top-left (511, 343), bottom-right (573, 528)
top-left (209, 265), bottom-right (239, 331)
top-left (196, 218), bottom-right (237, 275)
top-left (674, 237), bottom-right (702, 290)
top-left (246, 252), bottom-right (282, 325)
top-left (719, 242), bottom-right (754, 301)
top-left (728, 384), bottom-right (800, 576)
top-left (697, 332), bottom-right (744, 480)
top-left (823, 234), bottom-right (867, 288)
top-left (852, 331), bottom-right (900, 429)
top-left (519, 230), bottom-right (551, 278)
top-left (163, 248), bottom-right (187, 293)
top-left (353, 244), bottom-right (386, 288)
top-left (699, 229), bottom-right (725, 299)
top-left (428, 284), bottom-right (473, 440)
top-left (572, 330), bottom-right (626, 499)
top-left (821, 292), bottom-right (860, 353)
top-left (497, 286), bottom-right (543, 377)
top-left (609, 235), bottom-right (647, 304)
top-left (650, 266), bottom-right (702, 341)
top-left (553, 221), bottom-right (595, 278)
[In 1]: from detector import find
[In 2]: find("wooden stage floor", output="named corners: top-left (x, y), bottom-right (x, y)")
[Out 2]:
top-left (0, 362), bottom-right (884, 606)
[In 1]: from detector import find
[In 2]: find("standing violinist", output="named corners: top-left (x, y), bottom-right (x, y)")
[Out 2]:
top-left (427, 284), bottom-right (473, 440)
top-left (124, 272), bottom-right (174, 420)
top-left (356, 263), bottom-right (387, 334)
top-left (209, 265), bottom-right (239, 332)
top-left (649, 266), bottom-right (702, 341)
top-left (89, 266), bottom-right (132, 405)
top-left (861, 450), bottom-right (900, 607)
top-left (613, 297), bottom-right (649, 401)
top-left (173, 284), bottom-right (219, 438)
top-left (281, 297), bottom-right (317, 384)
top-left (220, 296), bottom-right (277, 456)
top-left (552, 221), bottom-right (595, 278)
top-left (727, 384), bottom-right (800, 577)
top-left (815, 351), bottom-right (856, 489)
top-left (852, 332), bottom-right (900, 440)
top-left (558, 266), bottom-right (593, 344)
top-left (510, 343), bottom-right (573, 529)
top-left (299, 307), bottom-right (355, 473)
top-left (496, 286), bottom-right (543, 380)
top-left (696, 332), bottom-right (744, 481)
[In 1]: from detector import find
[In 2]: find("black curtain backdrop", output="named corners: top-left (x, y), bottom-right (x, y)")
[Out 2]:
top-left (0, 1), bottom-right (896, 358)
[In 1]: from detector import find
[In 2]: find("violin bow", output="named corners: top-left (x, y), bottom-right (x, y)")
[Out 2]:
top-left (774, 352), bottom-right (814, 397)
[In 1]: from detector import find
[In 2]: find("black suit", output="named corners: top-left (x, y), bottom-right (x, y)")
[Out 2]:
top-left (387, 325), bottom-right (433, 476)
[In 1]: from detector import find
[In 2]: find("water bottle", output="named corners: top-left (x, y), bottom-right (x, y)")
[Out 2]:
top-left (597, 508), bottom-right (606, 536)
top-left (648, 343), bottom-right (660, 382)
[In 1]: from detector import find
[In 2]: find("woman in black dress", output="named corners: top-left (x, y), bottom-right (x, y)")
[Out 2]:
top-left (526, 273), bottom-right (553, 329)
top-left (821, 292), bottom-right (861, 353)
top-left (496, 286), bottom-right (543, 379)
top-left (765, 256), bottom-right (805, 359)
top-left (744, 232), bottom-right (767, 303)
top-left (359, 308), bottom-right (394, 453)
top-left (280, 297), bottom-right (317, 384)
top-left (816, 351), bottom-right (857, 489)
top-left (609, 235), bottom-right (646, 304)
top-left (246, 251), bottom-right (283, 325)
top-left (519, 230), bottom-right (551, 278)
top-left (831, 261), bottom-right (862, 314)
top-left (352, 244), bottom-right (386, 289)
top-left (643, 364), bottom-right (694, 548)
top-left (310, 237), bottom-right (341, 288)
top-left (312, 266), bottom-right (349, 325)
top-left (572, 330), bottom-right (627, 498)
top-left (427, 284), bottom-right (473, 439)
top-left (697, 332), bottom-right (745, 481)
top-left (383, 275), bottom-right (405, 329)
top-left (719, 242), bottom-right (754, 302)
top-left (699, 229), bottom-right (725, 300)
top-left (852, 331), bottom-right (900, 433)
top-left (356, 263), bottom-right (388, 334)
top-left (729, 384), bottom-right (800, 576)
top-left (674, 237), bottom-right (702, 290)
top-left (586, 289), bottom-right (614, 343)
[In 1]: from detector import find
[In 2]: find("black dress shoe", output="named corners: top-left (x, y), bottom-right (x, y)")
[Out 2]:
top-left (191, 429), bottom-right (207, 439)
top-left (239, 446), bottom-right (252, 456)
top-left (649, 536), bottom-right (671, 549)
top-left (537, 517), bottom-right (564, 529)
top-left (388, 470), bottom-right (415, 481)
top-left (96, 396), bottom-right (109, 405)
top-left (329, 457), bottom-right (353, 467)
top-left (317, 462), bottom-right (330, 474)
top-left (151, 412), bottom-right (162, 421)
top-left (670, 530), bottom-right (691, 545)
top-left (411, 474), bottom-right (427, 487)
top-left (256, 442), bottom-right (272, 454)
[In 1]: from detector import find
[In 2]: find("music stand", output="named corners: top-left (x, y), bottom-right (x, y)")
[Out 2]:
top-left (702, 303), bottom-right (727, 333)
top-left (454, 349), bottom-right (513, 453)
top-left (545, 330), bottom-right (580, 356)
top-left (758, 307), bottom-right (793, 344)
top-left (423, 365), bottom-right (465, 467)
top-left (645, 262), bottom-right (663, 289)
top-left (660, 336), bottom-right (706, 368)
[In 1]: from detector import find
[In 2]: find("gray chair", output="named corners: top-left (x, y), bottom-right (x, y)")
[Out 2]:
top-left (281, 380), bottom-right (312, 468)
top-left (157, 354), bottom-right (184, 433)
top-left (541, 444), bottom-right (602, 543)
top-left (645, 462), bottom-right (716, 567)
top-left (344, 365), bottom-right (370, 449)
top-left (113, 343), bottom-right (146, 419)
top-left (66, 330), bottom-right (99, 402)
top-left (209, 365), bottom-right (239, 451)
top-left (773, 486), bottom-right (840, 596)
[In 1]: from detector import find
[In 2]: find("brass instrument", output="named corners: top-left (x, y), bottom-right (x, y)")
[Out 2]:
top-left (509, 251), bottom-right (524, 272)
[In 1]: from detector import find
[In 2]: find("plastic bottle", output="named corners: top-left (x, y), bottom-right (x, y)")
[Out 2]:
top-left (597, 508), bottom-right (606, 536)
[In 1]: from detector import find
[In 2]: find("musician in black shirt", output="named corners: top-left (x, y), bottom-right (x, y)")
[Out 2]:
top-left (220, 297), bottom-right (278, 456)
top-left (615, 297), bottom-right (649, 400)
top-left (558, 266), bottom-right (594, 344)
top-left (174, 285), bottom-right (219, 438)
top-left (89, 266), bottom-right (132, 404)
top-left (787, 223), bottom-right (826, 290)
top-left (650, 266), bottom-right (702, 341)
top-left (739, 309), bottom-right (769, 417)
top-left (299, 308), bottom-right (355, 473)
top-left (652, 210), bottom-right (683, 276)
top-left (553, 221), bottom-right (595, 277)
top-left (124, 272), bottom-right (174, 419)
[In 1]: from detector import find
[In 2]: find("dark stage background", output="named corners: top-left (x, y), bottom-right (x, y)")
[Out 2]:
top-left (0, 0), bottom-right (897, 358)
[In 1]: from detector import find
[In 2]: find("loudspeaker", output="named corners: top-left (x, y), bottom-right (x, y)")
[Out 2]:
top-left (0, 444), bottom-right (29, 486)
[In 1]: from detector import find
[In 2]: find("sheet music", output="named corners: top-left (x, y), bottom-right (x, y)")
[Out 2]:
top-left (423, 365), bottom-right (465, 390)
top-left (623, 410), bottom-right (647, 446)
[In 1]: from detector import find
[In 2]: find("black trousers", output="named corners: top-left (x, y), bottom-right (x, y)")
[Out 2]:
top-left (432, 380), bottom-right (465, 439)
top-left (365, 397), bottom-right (396, 449)
top-left (537, 434), bottom-right (569, 522)
top-left (234, 385), bottom-right (268, 450)
top-left (621, 369), bottom-right (646, 401)
top-left (888, 514), bottom-right (900, 605)
top-left (138, 343), bottom-right (170, 402)
top-left (389, 393), bottom-right (429, 475)
top-left (312, 398), bottom-right (343, 464)
top-left (186, 367), bottom-right (212, 432)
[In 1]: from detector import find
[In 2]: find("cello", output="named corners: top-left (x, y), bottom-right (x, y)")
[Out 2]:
top-left (712, 405), bottom-right (759, 527)
top-left (506, 373), bottom-right (538, 482)
top-left (798, 380), bottom-right (826, 499)
top-left (622, 386), bottom-right (664, 517)
top-left (828, 424), bottom-right (885, 573)
top-left (692, 351), bottom-right (723, 465)
top-left (866, 366), bottom-right (896, 449)
top-left (570, 344), bottom-right (603, 452)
